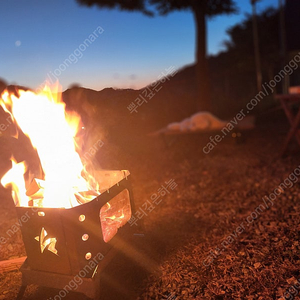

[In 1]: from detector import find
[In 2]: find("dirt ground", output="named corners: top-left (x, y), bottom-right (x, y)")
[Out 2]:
top-left (1, 111), bottom-right (300, 299)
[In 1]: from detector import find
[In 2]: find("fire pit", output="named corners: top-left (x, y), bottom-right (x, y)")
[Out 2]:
top-left (17, 170), bottom-right (137, 299)
top-left (0, 85), bottom-right (141, 299)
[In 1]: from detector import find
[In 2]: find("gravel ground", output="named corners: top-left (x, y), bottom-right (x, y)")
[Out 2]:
top-left (1, 112), bottom-right (300, 300)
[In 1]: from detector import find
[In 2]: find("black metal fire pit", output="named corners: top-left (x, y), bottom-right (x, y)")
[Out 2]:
top-left (16, 170), bottom-right (140, 299)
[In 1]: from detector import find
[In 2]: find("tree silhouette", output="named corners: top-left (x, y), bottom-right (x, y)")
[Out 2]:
top-left (76, 0), bottom-right (237, 111)
top-left (209, 8), bottom-right (281, 114)
top-left (225, 8), bottom-right (280, 83)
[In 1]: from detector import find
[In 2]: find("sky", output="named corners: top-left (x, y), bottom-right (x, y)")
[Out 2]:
top-left (0, 0), bottom-right (278, 91)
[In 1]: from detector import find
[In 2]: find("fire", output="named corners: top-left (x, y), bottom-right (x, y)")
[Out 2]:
top-left (1, 159), bottom-right (28, 207)
top-left (99, 190), bottom-right (131, 243)
top-left (0, 84), bottom-right (99, 208)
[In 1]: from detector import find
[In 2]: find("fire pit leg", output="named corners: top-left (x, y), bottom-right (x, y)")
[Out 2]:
top-left (18, 259), bottom-right (103, 300)
top-left (93, 271), bottom-right (101, 300)
top-left (16, 285), bottom-right (26, 300)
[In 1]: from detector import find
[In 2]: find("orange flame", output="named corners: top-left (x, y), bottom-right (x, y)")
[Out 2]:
top-left (0, 84), bottom-right (99, 208)
top-left (99, 190), bottom-right (131, 243)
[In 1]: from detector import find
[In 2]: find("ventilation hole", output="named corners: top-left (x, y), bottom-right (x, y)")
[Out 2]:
top-left (82, 234), bottom-right (89, 241)
top-left (38, 212), bottom-right (45, 217)
top-left (85, 252), bottom-right (92, 260)
top-left (79, 215), bottom-right (85, 222)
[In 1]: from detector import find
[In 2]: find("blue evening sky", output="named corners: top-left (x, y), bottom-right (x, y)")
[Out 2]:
top-left (0, 0), bottom-right (277, 91)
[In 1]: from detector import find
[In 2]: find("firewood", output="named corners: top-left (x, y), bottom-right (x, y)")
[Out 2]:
top-left (26, 178), bottom-right (44, 197)
top-left (75, 190), bottom-right (99, 205)
top-left (0, 256), bottom-right (26, 273)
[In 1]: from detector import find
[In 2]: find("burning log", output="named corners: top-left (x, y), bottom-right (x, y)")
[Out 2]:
top-left (25, 178), bottom-right (44, 207)
top-left (74, 190), bottom-right (99, 205)
top-left (25, 178), bottom-right (44, 197)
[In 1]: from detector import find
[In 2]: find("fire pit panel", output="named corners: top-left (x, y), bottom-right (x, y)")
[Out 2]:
top-left (16, 207), bottom-right (72, 275)
top-left (16, 171), bottom-right (136, 278)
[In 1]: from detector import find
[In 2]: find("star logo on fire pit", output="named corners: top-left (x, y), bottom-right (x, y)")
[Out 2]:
top-left (35, 227), bottom-right (58, 256)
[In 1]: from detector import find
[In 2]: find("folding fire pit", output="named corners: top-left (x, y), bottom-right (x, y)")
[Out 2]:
top-left (16, 170), bottom-right (140, 300)
top-left (0, 85), bottom-right (142, 299)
